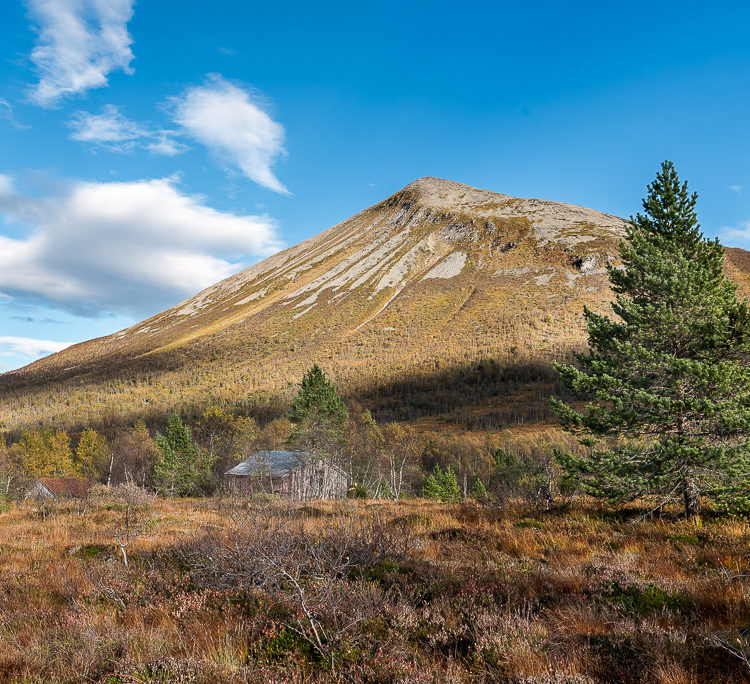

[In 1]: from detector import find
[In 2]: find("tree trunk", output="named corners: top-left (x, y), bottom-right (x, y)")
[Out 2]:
top-left (683, 471), bottom-right (701, 519)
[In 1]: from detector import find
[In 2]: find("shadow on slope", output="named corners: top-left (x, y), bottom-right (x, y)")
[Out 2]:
top-left (352, 358), bottom-right (568, 430)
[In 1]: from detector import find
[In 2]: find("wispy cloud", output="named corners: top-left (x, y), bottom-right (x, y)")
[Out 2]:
top-left (0, 174), bottom-right (283, 317)
top-left (0, 336), bottom-right (71, 357)
top-left (68, 104), bottom-right (146, 147)
top-left (0, 99), bottom-right (30, 129)
top-left (729, 185), bottom-right (744, 194)
top-left (25, 0), bottom-right (135, 107)
top-left (69, 78), bottom-right (290, 182)
top-left (720, 221), bottom-right (750, 248)
top-left (171, 75), bottom-right (289, 194)
top-left (0, 174), bottom-right (14, 196)
top-left (144, 131), bottom-right (187, 156)
top-left (10, 315), bottom-right (67, 324)
top-left (68, 105), bottom-right (186, 155)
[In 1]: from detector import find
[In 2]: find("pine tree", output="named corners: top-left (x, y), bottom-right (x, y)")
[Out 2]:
top-left (289, 364), bottom-right (348, 452)
top-left (439, 466), bottom-right (462, 503)
top-left (471, 476), bottom-right (488, 503)
top-left (553, 161), bottom-right (750, 517)
top-left (154, 413), bottom-right (213, 496)
top-left (422, 466), bottom-right (443, 500)
top-left (422, 464), bottom-right (462, 502)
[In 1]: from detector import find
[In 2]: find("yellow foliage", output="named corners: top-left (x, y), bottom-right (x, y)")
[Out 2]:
top-left (21, 428), bottom-right (79, 477)
top-left (76, 428), bottom-right (110, 480)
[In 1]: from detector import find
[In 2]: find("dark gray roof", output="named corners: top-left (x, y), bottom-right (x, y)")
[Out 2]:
top-left (225, 450), bottom-right (311, 477)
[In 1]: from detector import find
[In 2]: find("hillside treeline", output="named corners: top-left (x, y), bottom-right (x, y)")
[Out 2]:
top-left (0, 397), bottom-right (581, 507)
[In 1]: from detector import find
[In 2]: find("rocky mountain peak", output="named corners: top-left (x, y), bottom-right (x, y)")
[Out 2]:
top-left (399, 176), bottom-right (514, 210)
top-left (8, 176), bottom-right (731, 436)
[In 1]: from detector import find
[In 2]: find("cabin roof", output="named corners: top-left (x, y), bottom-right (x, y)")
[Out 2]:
top-left (36, 477), bottom-right (93, 497)
top-left (225, 450), bottom-right (311, 477)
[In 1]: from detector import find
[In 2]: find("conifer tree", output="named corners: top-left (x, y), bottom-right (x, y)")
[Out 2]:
top-left (471, 476), bottom-right (488, 503)
top-left (290, 364), bottom-right (348, 452)
top-left (422, 464), bottom-right (461, 502)
top-left (553, 161), bottom-right (750, 517)
top-left (154, 413), bottom-right (213, 496)
top-left (422, 467), bottom-right (442, 500)
top-left (440, 466), bottom-right (462, 503)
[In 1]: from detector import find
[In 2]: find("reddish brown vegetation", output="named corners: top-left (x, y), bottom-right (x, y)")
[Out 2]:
top-left (0, 497), bottom-right (748, 682)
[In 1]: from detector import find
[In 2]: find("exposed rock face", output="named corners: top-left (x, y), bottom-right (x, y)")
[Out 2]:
top-left (575, 254), bottom-right (602, 274)
top-left (1, 177), bottom-right (748, 432)
top-left (402, 177), bottom-right (626, 247)
top-left (9, 177), bottom-right (629, 368)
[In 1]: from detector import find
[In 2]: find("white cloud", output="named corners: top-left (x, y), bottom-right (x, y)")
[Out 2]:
top-left (172, 75), bottom-right (288, 194)
top-left (729, 185), bottom-right (744, 194)
top-left (26, 0), bottom-right (135, 107)
top-left (0, 99), bottom-right (29, 129)
top-left (144, 131), bottom-right (187, 156)
top-left (0, 336), bottom-right (71, 357)
top-left (0, 174), bottom-right (14, 195)
top-left (68, 104), bottom-right (145, 145)
top-left (720, 222), bottom-right (750, 248)
top-left (68, 105), bottom-right (186, 155)
top-left (0, 175), bottom-right (283, 317)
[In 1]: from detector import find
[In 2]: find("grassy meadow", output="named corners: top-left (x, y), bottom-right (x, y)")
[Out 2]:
top-left (0, 496), bottom-right (748, 683)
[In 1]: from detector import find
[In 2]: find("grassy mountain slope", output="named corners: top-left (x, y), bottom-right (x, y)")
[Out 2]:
top-left (2, 177), bottom-right (748, 433)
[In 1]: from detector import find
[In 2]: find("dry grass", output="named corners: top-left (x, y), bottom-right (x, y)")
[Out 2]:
top-left (0, 498), bottom-right (748, 682)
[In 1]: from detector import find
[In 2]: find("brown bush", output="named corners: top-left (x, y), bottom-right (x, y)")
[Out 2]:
top-left (0, 498), bottom-right (748, 681)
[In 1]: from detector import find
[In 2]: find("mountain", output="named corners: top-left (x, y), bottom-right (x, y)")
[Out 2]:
top-left (3, 177), bottom-right (750, 433)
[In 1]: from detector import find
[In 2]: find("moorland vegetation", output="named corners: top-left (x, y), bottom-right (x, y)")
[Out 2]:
top-left (2, 496), bottom-right (749, 682)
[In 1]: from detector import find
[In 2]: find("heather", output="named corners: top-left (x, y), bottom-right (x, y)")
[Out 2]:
top-left (0, 497), bottom-right (748, 682)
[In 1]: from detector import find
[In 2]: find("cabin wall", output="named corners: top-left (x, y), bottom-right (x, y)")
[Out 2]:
top-left (227, 459), bottom-right (347, 500)
top-left (25, 482), bottom-right (53, 500)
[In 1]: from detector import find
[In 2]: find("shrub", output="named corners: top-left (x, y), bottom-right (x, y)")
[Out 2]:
top-left (606, 582), bottom-right (689, 615)
top-left (350, 483), bottom-right (369, 499)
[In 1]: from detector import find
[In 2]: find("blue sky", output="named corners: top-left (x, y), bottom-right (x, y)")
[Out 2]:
top-left (1, 0), bottom-right (750, 370)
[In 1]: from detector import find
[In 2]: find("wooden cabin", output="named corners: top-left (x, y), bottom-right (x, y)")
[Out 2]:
top-left (225, 450), bottom-right (348, 500)
top-left (25, 477), bottom-right (94, 500)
